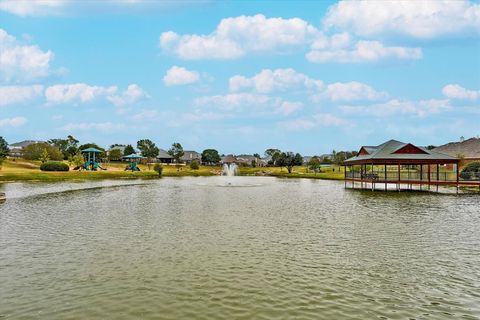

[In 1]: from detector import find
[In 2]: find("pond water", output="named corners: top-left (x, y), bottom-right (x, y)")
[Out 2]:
top-left (1, 177), bottom-right (479, 319)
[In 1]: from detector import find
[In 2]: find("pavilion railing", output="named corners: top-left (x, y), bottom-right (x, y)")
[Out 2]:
top-left (344, 171), bottom-right (478, 182)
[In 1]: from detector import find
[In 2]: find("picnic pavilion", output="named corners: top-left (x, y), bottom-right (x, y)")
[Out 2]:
top-left (343, 139), bottom-right (480, 192)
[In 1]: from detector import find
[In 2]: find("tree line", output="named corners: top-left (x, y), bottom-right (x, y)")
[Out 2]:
top-left (0, 136), bottom-right (356, 172)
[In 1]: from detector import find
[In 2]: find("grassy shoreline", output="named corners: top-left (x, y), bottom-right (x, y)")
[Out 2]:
top-left (0, 159), bottom-right (344, 183)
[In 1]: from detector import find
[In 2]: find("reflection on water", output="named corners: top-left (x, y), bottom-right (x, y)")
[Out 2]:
top-left (0, 177), bottom-right (479, 319)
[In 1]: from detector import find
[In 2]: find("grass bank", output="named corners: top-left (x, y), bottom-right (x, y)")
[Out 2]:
top-left (0, 159), bottom-right (344, 182)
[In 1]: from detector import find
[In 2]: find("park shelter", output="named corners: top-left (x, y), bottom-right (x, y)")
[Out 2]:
top-left (343, 140), bottom-right (479, 192)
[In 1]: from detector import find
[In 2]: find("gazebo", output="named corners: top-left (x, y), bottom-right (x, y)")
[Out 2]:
top-left (122, 153), bottom-right (144, 171)
top-left (343, 139), bottom-right (479, 192)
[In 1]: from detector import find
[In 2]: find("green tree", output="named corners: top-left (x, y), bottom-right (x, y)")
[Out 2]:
top-left (78, 143), bottom-right (106, 159)
top-left (308, 156), bottom-right (321, 175)
top-left (0, 136), bottom-right (8, 170)
top-left (268, 151), bottom-right (282, 166)
top-left (168, 142), bottom-right (184, 167)
top-left (265, 148), bottom-right (281, 158)
top-left (48, 135), bottom-right (79, 159)
top-left (0, 136), bottom-right (9, 158)
top-left (68, 152), bottom-right (85, 168)
top-left (168, 143), bottom-right (185, 172)
top-left (108, 149), bottom-right (123, 161)
top-left (201, 149), bottom-right (221, 165)
top-left (137, 139), bottom-right (159, 170)
top-left (23, 143), bottom-right (63, 161)
top-left (123, 144), bottom-right (135, 156)
top-left (39, 148), bottom-right (50, 163)
top-left (277, 152), bottom-right (303, 173)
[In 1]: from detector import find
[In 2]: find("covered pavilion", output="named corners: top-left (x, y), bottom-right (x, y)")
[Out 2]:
top-left (343, 139), bottom-right (480, 192)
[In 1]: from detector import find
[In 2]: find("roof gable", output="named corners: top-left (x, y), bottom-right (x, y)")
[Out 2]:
top-left (392, 143), bottom-right (428, 155)
top-left (358, 147), bottom-right (370, 155)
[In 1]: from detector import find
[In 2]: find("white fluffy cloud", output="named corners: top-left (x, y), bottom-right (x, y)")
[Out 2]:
top-left (442, 84), bottom-right (480, 100)
top-left (59, 122), bottom-right (126, 132)
top-left (45, 83), bottom-right (148, 106)
top-left (229, 68), bottom-right (323, 93)
top-left (0, 29), bottom-right (54, 82)
top-left (323, 0), bottom-right (480, 39)
top-left (107, 84), bottom-right (149, 107)
top-left (340, 99), bottom-right (451, 117)
top-left (279, 101), bottom-right (303, 115)
top-left (163, 66), bottom-right (200, 86)
top-left (0, 116), bottom-right (27, 128)
top-left (0, 0), bottom-right (65, 17)
top-left (315, 81), bottom-right (388, 102)
top-left (194, 92), bottom-right (302, 116)
top-left (194, 93), bottom-right (279, 111)
top-left (160, 14), bottom-right (318, 59)
top-left (45, 83), bottom-right (117, 104)
top-left (307, 40), bottom-right (422, 63)
top-left (0, 0), bottom-right (204, 17)
top-left (230, 68), bottom-right (387, 102)
top-left (280, 113), bottom-right (347, 131)
top-left (0, 85), bottom-right (43, 106)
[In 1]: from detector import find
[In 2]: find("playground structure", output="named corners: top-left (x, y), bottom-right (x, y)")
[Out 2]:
top-left (123, 153), bottom-right (144, 171)
top-left (78, 148), bottom-right (106, 171)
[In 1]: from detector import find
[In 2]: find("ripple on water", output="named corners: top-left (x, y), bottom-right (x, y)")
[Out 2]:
top-left (0, 177), bottom-right (479, 319)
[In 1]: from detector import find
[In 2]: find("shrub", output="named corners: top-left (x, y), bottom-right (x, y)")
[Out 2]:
top-left (460, 162), bottom-right (480, 180)
top-left (190, 160), bottom-right (200, 170)
top-left (153, 163), bottom-right (163, 176)
top-left (40, 161), bottom-right (70, 172)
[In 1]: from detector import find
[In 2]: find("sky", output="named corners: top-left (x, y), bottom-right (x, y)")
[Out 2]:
top-left (0, 0), bottom-right (479, 155)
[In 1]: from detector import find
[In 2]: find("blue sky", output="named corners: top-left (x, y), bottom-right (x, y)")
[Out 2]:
top-left (1, 0), bottom-right (479, 155)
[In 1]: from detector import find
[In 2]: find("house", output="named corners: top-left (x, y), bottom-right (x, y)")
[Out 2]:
top-left (8, 140), bottom-right (45, 157)
top-left (221, 155), bottom-right (236, 164)
top-left (433, 137), bottom-right (480, 166)
top-left (157, 149), bottom-right (173, 164)
top-left (181, 151), bottom-right (201, 164)
top-left (221, 154), bottom-right (264, 167)
top-left (236, 154), bottom-right (259, 166)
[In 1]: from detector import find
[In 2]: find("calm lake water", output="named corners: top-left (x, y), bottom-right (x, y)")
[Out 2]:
top-left (1, 177), bottom-right (479, 319)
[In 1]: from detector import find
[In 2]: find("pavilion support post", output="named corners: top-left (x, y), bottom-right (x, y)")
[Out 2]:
top-left (436, 164), bottom-right (439, 192)
top-left (344, 165), bottom-right (347, 188)
top-left (397, 163), bottom-right (401, 192)
top-left (372, 163), bottom-right (375, 191)
top-left (385, 164), bottom-right (387, 191)
top-left (456, 163), bottom-right (459, 194)
top-left (428, 165), bottom-right (431, 190)
top-left (360, 164), bottom-right (363, 189)
top-left (420, 164), bottom-right (423, 191)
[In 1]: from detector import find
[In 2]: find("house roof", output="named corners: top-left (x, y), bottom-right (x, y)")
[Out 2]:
top-left (9, 140), bottom-right (45, 148)
top-left (109, 145), bottom-right (126, 152)
top-left (433, 138), bottom-right (480, 159)
top-left (221, 155), bottom-right (237, 163)
top-left (344, 139), bottom-right (458, 165)
top-left (181, 151), bottom-right (201, 161)
top-left (157, 149), bottom-right (173, 159)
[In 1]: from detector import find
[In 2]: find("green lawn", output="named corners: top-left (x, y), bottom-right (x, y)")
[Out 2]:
top-left (0, 159), bottom-right (344, 182)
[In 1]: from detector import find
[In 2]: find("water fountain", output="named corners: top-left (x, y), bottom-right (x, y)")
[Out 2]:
top-left (222, 163), bottom-right (238, 176)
